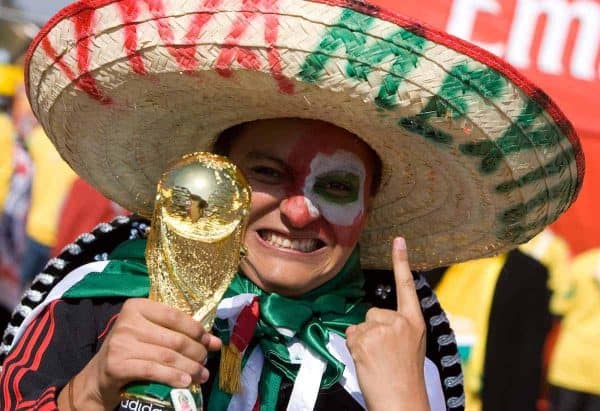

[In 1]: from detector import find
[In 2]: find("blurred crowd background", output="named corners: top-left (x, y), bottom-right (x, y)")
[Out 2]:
top-left (0, 1), bottom-right (598, 411)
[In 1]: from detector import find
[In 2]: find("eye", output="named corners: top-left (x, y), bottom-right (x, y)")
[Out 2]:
top-left (323, 181), bottom-right (351, 194)
top-left (313, 172), bottom-right (360, 204)
top-left (249, 165), bottom-right (285, 183)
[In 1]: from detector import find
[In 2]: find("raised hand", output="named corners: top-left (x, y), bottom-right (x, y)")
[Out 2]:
top-left (346, 237), bottom-right (429, 411)
top-left (57, 298), bottom-right (222, 411)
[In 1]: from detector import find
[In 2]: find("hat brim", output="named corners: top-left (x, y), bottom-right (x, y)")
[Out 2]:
top-left (26, 0), bottom-right (584, 270)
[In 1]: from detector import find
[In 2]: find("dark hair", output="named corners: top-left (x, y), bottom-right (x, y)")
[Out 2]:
top-left (213, 122), bottom-right (247, 157)
top-left (213, 120), bottom-right (383, 196)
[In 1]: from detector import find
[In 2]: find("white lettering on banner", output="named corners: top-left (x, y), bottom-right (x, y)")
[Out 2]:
top-left (446, 0), bottom-right (600, 81)
top-left (447, 0), bottom-right (505, 55)
top-left (506, 0), bottom-right (600, 80)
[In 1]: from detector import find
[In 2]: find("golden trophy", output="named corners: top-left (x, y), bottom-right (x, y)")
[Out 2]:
top-left (121, 152), bottom-right (251, 411)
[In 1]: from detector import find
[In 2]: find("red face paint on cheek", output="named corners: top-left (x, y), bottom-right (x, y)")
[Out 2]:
top-left (286, 129), bottom-right (371, 248)
top-left (287, 132), bottom-right (347, 193)
top-left (331, 204), bottom-right (369, 246)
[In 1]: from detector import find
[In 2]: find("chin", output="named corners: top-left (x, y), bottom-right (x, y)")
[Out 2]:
top-left (241, 229), bottom-right (351, 296)
top-left (240, 255), bottom-right (337, 297)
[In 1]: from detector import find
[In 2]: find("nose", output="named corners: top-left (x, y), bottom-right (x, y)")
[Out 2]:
top-left (280, 195), bottom-right (321, 228)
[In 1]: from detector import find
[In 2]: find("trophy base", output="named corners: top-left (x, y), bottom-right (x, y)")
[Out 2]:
top-left (120, 386), bottom-right (202, 411)
top-left (119, 392), bottom-right (174, 410)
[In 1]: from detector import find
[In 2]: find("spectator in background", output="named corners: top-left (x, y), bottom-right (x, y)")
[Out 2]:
top-left (519, 230), bottom-right (573, 411)
top-left (51, 177), bottom-right (128, 256)
top-left (0, 63), bottom-right (23, 332)
top-left (3, 77), bottom-right (128, 293)
top-left (421, 229), bottom-right (570, 411)
top-left (0, 64), bottom-right (21, 211)
top-left (548, 249), bottom-right (600, 411)
top-left (20, 125), bottom-right (77, 287)
top-left (9, 82), bottom-right (37, 146)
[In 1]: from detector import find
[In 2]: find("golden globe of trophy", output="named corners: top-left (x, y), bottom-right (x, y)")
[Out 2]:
top-left (122, 152), bottom-right (251, 411)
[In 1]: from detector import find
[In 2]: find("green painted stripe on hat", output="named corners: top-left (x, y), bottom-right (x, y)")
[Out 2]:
top-left (497, 177), bottom-right (576, 242)
top-left (398, 115), bottom-right (453, 144)
top-left (495, 148), bottom-right (576, 193)
top-left (499, 204), bottom-right (570, 244)
top-left (398, 63), bottom-right (506, 144)
top-left (367, 31), bottom-right (426, 109)
top-left (298, 9), bottom-right (375, 83)
top-left (460, 99), bottom-right (565, 174)
top-left (299, 9), bottom-right (426, 100)
top-left (344, 30), bottom-right (426, 84)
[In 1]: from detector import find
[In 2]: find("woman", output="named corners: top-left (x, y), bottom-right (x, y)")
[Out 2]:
top-left (0, 0), bottom-right (582, 410)
top-left (1, 119), bottom-right (445, 411)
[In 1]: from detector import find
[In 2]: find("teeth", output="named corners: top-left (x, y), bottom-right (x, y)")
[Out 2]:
top-left (262, 231), bottom-right (319, 252)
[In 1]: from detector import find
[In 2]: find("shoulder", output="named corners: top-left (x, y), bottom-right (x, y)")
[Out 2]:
top-left (1, 215), bottom-right (149, 364)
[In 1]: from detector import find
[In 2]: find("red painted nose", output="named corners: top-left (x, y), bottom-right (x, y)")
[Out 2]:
top-left (280, 195), bottom-right (320, 228)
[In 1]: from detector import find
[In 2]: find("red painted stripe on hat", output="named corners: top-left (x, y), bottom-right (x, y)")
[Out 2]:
top-left (215, 4), bottom-right (262, 77)
top-left (41, 35), bottom-right (112, 105)
top-left (73, 4), bottom-right (95, 74)
top-left (13, 302), bottom-right (59, 404)
top-left (41, 37), bottom-right (76, 81)
top-left (72, 2), bottom-right (113, 105)
top-left (179, 0), bottom-right (225, 71)
top-left (264, 12), bottom-right (294, 95)
top-left (117, 0), bottom-right (147, 75)
top-left (216, 0), bottom-right (293, 94)
top-left (1, 304), bottom-right (54, 410)
top-left (143, 0), bottom-right (198, 72)
top-left (230, 297), bottom-right (260, 352)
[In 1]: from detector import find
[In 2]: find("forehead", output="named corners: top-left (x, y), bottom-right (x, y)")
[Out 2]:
top-left (227, 118), bottom-right (376, 169)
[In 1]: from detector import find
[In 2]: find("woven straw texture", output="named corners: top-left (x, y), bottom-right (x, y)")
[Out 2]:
top-left (26, 0), bottom-right (583, 270)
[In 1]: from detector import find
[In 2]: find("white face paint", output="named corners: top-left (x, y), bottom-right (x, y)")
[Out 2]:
top-left (304, 197), bottom-right (321, 219)
top-left (303, 150), bottom-right (366, 226)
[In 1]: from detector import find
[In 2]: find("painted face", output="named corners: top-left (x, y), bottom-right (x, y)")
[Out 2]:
top-left (227, 118), bottom-right (377, 297)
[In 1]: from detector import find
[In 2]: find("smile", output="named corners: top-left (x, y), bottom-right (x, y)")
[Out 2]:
top-left (258, 230), bottom-right (325, 253)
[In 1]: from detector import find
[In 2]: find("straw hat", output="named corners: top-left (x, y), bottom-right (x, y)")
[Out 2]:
top-left (25, 0), bottom-right (583, 270)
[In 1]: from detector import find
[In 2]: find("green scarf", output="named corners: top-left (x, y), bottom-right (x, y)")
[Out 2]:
top-left (64, 239), bottom-right (369, 410)
top-left (209, 250), bottom-right (369, 410)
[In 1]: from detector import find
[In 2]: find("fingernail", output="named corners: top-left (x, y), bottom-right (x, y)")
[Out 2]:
top-left (181, 374), bottom-right (192, 386)
top-left (201, 333), bottom-right (210, 345)
top-left (201, 368), bottom-right (210, 383)
top-left (393, 237), bottom-right (407, 251)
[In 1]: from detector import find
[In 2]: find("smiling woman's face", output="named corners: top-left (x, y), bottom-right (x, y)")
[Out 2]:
top-left (227, 118), bottom-right (377, 297)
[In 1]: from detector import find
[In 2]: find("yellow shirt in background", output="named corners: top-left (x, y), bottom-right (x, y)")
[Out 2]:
top-left (25, 126), bottom-right (77, 247)
top-left (519, 229), bottom-right (572, 315)
top-left (435, 255), bottom-right (507, 411)
top-left (0, 113), bottom-right (14, 209)
top-left (548, 249), bottom-right (600, 395)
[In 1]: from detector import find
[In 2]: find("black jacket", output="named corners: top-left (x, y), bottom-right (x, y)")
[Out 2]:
top-left (0, 216), bottom-right (464, 410)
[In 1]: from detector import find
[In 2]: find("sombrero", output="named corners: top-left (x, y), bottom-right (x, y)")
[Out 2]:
top-left (25, 0), bottom-right (584, 270)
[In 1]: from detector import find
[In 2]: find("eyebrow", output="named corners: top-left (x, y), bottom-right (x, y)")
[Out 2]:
top-left (245, 151), bottom-right (288, 168)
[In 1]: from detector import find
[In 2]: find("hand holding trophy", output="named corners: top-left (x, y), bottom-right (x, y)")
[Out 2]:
top-left (122, 152), bottom-right (251, 410)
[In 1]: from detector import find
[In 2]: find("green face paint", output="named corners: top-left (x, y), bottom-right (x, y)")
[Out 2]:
top-left (313, 172), bottom-right (360, 204)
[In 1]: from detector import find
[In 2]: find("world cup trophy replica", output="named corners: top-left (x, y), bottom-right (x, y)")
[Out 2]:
top-left (121, 152), bottom-right (251, 411)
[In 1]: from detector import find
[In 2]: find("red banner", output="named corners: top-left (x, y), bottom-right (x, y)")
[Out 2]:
top-left (371, 0), bottom-right (600, 254)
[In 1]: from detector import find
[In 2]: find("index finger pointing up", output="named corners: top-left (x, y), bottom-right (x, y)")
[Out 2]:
top-left (392, 237), bottom-right (421, 316)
